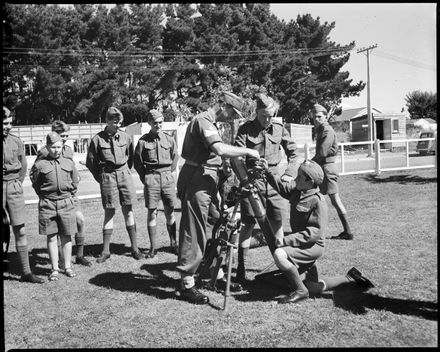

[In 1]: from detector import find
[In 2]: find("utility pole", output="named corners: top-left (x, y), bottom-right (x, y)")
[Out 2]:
top-left (357, 44), bottom-right (378, 157)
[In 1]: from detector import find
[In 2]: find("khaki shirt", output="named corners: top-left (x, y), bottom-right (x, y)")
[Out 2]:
top-left (3, 133), bottom-right (27, 183)
top-left (235, 119), bottom-right (299, 176)
top-left (180, 109), bottom-right (223, 167)
top-left (86, 128), bottom-right (134, 182)
top-left (30, 155), bottom-right (79, 201)
top-left (312, 121), bottom-right (338, 165)
top-left (134, 130), bottom-right (179, 181)
top-left (266, 172), bottom-right (327, 248)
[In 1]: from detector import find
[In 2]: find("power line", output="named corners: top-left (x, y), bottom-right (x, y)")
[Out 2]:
top-left (2, 46), bottom-right (353, 58)
top-left (373, 49), bottom-right (435, 71)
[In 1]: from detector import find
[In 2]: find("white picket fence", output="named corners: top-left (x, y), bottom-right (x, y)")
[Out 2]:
top-left (302, 136), bottom-right (437, 176)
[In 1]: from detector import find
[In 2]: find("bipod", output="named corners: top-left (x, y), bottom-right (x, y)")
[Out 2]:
top-left (195, 200), bottom-right (241, 294)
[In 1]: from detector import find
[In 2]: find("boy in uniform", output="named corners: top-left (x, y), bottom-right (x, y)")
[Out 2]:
top-left (311, 104), bottom-right (354, 240)
top-left (3, 106), bottom-right (44, 283)
top-left (259, 159), bottom-right (373, 303)
top-left (36, 121), bottom-right (91, 266)
top-left (86, 107), bottom-right (144, 263)
top-left (234, 93), bottom-right (301, 283)
top-left (134, 109), bottom-right (179, 258)
top-left (176, 91), bottom-right (260, 305)
top-left (30, 132), bottom-right (79, 280)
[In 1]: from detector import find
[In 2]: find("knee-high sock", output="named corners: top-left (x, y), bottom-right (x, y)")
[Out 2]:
top-left (338, 213), bottom-right (352, 234)
top-left (75, 234), bottom-right (85, 257)
top-left (16, 245), bottom-right (31, 275)
top-left (127, 224), bottom-right (139, 251)
top-left (304, 263), bottom-right (319, 282)
top-left (102, 229), bottom-right (113, 254)
top-left (284, 265), bottom-right (308, 294)
top-left (166, 222), bottom-right (176, 245)
top-left (147, 225), bottom-right (157, 249)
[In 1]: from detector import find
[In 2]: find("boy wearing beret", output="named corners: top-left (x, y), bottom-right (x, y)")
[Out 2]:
top-left (311, 104), bottom-right (354, 240)
top-left (86, 107), bottom-right (144, 263)
top-left (36, 120), bottom-right (91, 267)
top-left (30, 133), bottom-right (79, 280)
top-left (134, 109), bottom-right (179, 258)
top-left (260, 159), bottom-right (373, 303)
top-left (3, 107), bottom-right (44, 283)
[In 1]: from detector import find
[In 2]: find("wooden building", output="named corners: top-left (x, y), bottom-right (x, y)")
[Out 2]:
top-left (351, 113), bottom-right (408, 149)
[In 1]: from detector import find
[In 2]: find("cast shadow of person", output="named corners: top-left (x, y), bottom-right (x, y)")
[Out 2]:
top-left (88, 261), bottom-right (179, 301)
top-left (332, 285), bottom-right (438, 321)
top-left (364, 174), bottom-right (437, 185)
top-left (4, 243), bottom-right (138, 278)
top-left (235, 281), bottom-right (437, 321)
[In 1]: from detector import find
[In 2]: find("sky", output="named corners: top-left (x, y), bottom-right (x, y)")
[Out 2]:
top-left (269, 3), bottom-right (437, 113)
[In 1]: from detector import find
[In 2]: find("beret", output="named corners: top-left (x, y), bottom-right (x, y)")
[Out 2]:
top-left (147, 109), bottom-right (163, 121)
top-left (300, 160), bottom-right (324, 185)
top-left (3, 106), bottom-right (11, 118)
top-left (106, 106), bottom-right (123, 120)
top-left (220, 91), bottom-right (245, 117)
top-left (46, 132), bottom-right (62, 145)
top-left (313, 104), bottom-right (327, 114)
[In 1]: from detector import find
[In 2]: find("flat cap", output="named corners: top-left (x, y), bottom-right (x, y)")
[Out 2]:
top-left (3, 106), bottom-right (11, 118)
top-left (220, 91), bottom-right (245, 117)
top-left (147, 109), bottom-right (163, 122)
top-left (46, 132), bottom-right (62, 145)
top-left (300, 160), bottom-right (324, 185)
top-left (106, 106), bottom-right (123, 120)
top-left (313, 104), bottom-right (327, 114)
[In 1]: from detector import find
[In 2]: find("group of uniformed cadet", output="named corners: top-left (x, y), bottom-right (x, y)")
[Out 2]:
top-left (3, 91), bottom-right (373, 305)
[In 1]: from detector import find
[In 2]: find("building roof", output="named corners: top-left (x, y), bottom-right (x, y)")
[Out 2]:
top-left (351, 112), bottom-right (406, 121)
top-left (334, 107), bottom-right (384, 122)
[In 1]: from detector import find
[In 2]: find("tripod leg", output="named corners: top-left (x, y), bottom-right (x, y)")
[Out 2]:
top-left (223, 244), bottom-right (234, 311)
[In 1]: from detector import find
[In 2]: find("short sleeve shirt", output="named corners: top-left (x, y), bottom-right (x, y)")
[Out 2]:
top-left (181, 109), bottom-right (223, 167)
top-left (3, 133), bottom-right (27, 182)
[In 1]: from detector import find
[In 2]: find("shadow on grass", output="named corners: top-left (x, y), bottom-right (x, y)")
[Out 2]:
top-left (332, 286), bottom-right (438, 321)
top-left (364, 174), bottom-right (437, 184)
top-left (3, 243), bottom-right (151, 278)
top-left (89, 261), bottom-right (181, 301)
top-left (89, 270), bottom-right (179, 300)
top-left (236, 280), bottom-right (437, 320)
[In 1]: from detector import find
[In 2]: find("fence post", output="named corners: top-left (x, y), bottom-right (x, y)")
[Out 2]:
top-left (340, 143), bottom-right (345, 174)
top-left (374, 139), bottom-right (381, 175)
top-left (304, 143), bottom-right (309, 160)
top-left (405, 140), bottom-right (410, 168)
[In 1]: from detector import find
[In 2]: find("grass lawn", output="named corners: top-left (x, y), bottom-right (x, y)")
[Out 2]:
top-left (3, 168), bottom-right (437, 348)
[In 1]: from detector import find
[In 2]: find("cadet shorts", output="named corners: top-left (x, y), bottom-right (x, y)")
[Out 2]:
top-left (72, 195), bottom-right (81, 211)
top-left (2, 180), bottom-right (26, 227)
top-left (100, 169), bottom-right (136, 209)
top-left (240, 178), bottom-right (287, 224)
top-left (38, 197), bottom-right (77, 236)
top-left (319, 163), bottom-right (339, 195)
top-left (282, 244), bottom-right (323, 269)
top-left (143, 170), bottom-right (177, 209)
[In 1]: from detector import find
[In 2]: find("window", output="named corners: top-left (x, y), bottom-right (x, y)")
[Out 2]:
top-left (392, 119), bottom-right (399, 133)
